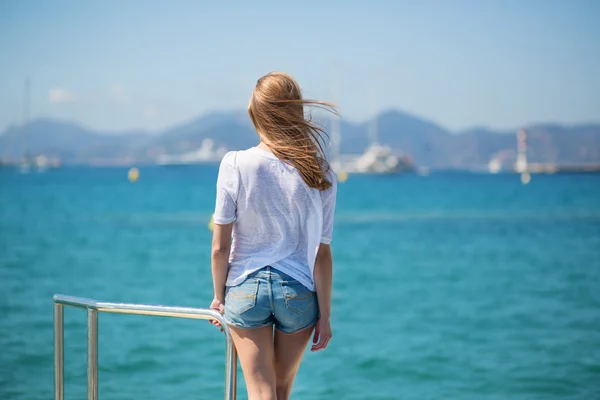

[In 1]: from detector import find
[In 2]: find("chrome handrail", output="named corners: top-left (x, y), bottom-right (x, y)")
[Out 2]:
top-left (53, 294), bottom-right (237, 400)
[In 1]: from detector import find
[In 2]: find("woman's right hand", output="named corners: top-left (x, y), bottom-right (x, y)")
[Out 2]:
top-left (209, 297), bottom-right (225, 331)
top-left (311, 317), bottom-right (332, 352)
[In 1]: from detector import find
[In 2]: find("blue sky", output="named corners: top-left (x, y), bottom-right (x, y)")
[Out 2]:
top-left (1, 0), bottom-right (599, 133)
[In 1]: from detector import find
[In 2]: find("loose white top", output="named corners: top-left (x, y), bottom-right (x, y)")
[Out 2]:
top-left (213, 147), bottom-right (337, 291)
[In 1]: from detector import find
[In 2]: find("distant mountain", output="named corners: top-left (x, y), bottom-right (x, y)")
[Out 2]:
top-left (369, 110), bottom-right (452, 168)
top-left (336, 110), bottom-right (451, 164)
top-left (1, 110), bottom-right (599, 168)
top-left (142, 111), bottom-right (256, 157)
top-left (0, 118), bottom-right (151, 164)
top-left (450, 124), bottom-right (600, 168)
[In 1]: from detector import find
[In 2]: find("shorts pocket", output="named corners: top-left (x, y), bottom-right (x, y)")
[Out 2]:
top-left (226, 279), bottom-right (259, 315)
top-left (280, 280), bottom-right (315, 315)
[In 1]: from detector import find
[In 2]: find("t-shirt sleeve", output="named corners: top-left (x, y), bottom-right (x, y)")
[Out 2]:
top-left (213, 151), bottom-right (239, 225)
top-left (320, 170), bottom-right (338, 244)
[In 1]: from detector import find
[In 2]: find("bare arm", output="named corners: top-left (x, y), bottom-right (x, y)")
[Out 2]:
top-left (209, 152), bottom-right (238, 329)
top-left (313, 243), bottom-right (333, 319)
top-left (211, 223), bottom-right (233, 302)
top-left (312, 243), bottom-right (333, 351)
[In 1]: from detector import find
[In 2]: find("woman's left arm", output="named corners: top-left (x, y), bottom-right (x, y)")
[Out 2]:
top-left (211, 222), bottom-right (233, 304)
top-left (210, 222), bottom-right (233, 330)
top-left (209, 151), bottom-right (239, 325)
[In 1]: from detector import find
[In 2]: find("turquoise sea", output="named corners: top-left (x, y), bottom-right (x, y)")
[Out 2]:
top-left (1, 166), bottom-right (599, 399)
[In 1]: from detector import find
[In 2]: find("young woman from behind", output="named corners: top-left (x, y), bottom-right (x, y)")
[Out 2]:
top-left (209, 72), bottom-right (338, 400)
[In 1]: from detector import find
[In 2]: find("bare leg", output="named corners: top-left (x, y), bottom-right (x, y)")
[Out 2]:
top-left (230, 325), bottom-right (277, 400)
top-left (274, 325), bottom-right (314, 400)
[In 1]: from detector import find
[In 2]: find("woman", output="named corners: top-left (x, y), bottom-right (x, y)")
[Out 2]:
top-left (209, 72), bottom-right (338, 400)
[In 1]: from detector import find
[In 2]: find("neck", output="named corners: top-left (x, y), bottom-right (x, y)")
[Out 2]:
top-left (257, 141), bottom-right (272, 153)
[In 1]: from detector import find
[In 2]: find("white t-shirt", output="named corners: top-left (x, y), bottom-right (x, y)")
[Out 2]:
top-left (213, 147), bottom-right (337, 291)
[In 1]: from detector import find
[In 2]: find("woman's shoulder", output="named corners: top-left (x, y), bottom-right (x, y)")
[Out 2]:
top-left (233, 147), bottom-right (281, 167)
top-left (219, 148), bottom-right (271, 174)
top-left (220, 150), bottom-right (238, 165)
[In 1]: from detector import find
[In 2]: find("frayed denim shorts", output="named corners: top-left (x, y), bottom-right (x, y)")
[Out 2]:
top-left (224, 266), bottom-right (319, 334)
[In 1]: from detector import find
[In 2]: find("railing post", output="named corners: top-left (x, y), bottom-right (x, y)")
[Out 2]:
top-left (224, 331), bottom-right (237, 400)
top-left (87, 309), bottom-right (98, 400)
top-left (54, 295), bottom-right (237, 399)
top-left (54, 303), bottom-right (64, 400)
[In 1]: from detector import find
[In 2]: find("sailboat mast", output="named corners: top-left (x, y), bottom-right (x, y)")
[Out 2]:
top-left (367, 87), bottom-right (378, 145)
top-left (4, 118), bottom-right (14, 163)
top-left (368, 113), bottom-right (378, 145)
top-left (23, 78), bottom-right (30, 162)
top-left (331, 114), bottom-right (340, 162)
top-left (330, 66), bottom-right (341, 164)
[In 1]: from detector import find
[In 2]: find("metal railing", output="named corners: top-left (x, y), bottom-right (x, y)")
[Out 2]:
top-left (53, 294), bottom-right (237, 400)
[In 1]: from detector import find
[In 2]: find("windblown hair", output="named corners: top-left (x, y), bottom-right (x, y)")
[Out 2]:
top-left (248, 72), bottom-right (338, 191)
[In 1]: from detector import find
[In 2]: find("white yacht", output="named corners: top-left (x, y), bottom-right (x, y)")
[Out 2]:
top-left (157, 138), bottom-right (228, 166)
top-left (329, 113), bottom-right (414, 175)
top-left (342, 143), bottom-right (410, 174)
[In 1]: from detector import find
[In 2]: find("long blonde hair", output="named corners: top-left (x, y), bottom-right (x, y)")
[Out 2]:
top-left (248, 72), bottom-right (338, 191)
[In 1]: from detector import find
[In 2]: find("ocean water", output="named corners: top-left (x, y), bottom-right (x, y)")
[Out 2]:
top-left (1, 166), bottom-right (599, 400)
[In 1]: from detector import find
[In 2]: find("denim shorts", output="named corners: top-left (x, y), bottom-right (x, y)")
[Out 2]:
top-left (224, 266), bottom-right (319, 334)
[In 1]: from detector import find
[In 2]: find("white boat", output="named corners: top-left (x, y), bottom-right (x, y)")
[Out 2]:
top-left (488, 157), bottom-right (502, 174)
top-left (157, 139), bottom-right (228, 166)
top-left (338, 144), bottom-right (411, 174)
top-left (18, 155), bottom-right (62, 173)
top-left (329, 113), bottom-right (414, 175)
top-left (34, 154), bottom-right (61, 170)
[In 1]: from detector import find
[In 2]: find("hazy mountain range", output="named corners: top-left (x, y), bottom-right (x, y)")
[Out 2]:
top-left (1, 109), bottom-right (599, 169)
